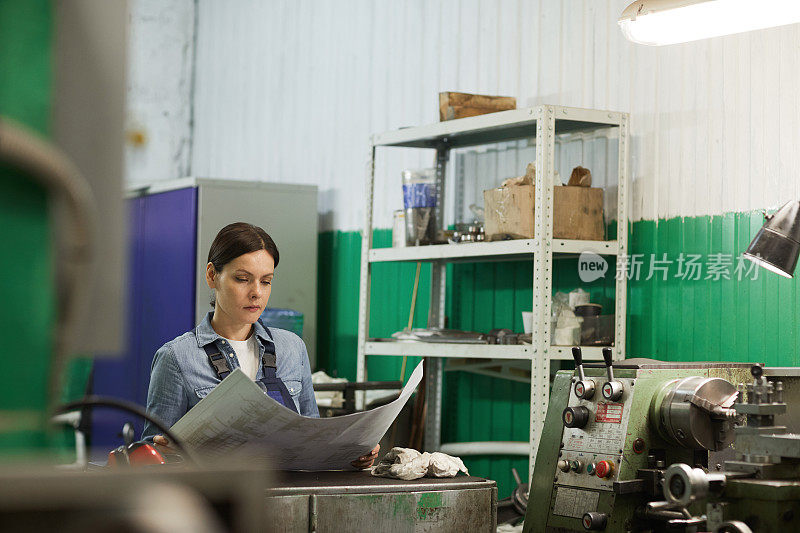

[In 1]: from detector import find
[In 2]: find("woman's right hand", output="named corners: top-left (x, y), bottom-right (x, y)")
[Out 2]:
top-left (153, 434), bottom-right (178, 455)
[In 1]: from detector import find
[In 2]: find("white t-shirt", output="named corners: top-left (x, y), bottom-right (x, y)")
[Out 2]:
top-left (225, 334), bottom-right (259, 380)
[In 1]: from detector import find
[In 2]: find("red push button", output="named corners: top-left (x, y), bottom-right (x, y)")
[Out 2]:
top-left (633, 438), bottom-right (646, 454)
top-left (595, 460), bottom-right (614, 478)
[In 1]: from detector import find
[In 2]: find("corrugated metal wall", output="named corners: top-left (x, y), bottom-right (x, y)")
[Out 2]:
top-left (629, 213), bottom-right (800, 368)
top-left (192, 0), bottom-right (800, 230)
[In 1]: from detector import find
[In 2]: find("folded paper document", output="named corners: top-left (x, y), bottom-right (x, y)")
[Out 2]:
top-left (171, 362), bottom-right (423, 470)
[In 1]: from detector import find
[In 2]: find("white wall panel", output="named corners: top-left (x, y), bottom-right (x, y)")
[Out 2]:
top-left (184, 0), bottom-right (800, 231)
top-left (125, 0), bottom-right (195, 186)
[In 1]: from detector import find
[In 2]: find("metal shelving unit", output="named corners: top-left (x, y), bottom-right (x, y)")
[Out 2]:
top-left (357, 105), bottom-right (629, 477)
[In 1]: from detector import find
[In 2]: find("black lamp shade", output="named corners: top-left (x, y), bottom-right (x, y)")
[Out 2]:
top-left (743, 200), bottom-right (800, 278)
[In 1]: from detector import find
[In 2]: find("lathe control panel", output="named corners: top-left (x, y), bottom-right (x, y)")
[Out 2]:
top-left (556, 377), bottom-right (635, 491)
top-left (525, 353), bottom-right (755, 533)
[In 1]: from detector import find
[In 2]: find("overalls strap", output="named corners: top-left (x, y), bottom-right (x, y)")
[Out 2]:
top-left (202, 324), bottom-right (299, 413)
top-left (203, 342), bottom-right (231, 379)
top-left (258, 328), bottom-right (299, 413)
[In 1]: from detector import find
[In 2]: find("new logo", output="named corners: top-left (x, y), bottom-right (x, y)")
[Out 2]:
top-left (578, 252), bottom-right (608, 282)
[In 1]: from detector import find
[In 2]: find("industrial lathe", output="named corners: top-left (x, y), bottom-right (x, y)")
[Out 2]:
top-left (523, 347), bottom-right (800, 533)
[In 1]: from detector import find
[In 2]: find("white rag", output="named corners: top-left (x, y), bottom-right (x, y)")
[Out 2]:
top-left (371, 447), bottom-right (469, 480)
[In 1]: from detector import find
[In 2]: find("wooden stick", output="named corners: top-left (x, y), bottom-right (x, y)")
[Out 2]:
top-left (400, 261), bottom-right (422, 382)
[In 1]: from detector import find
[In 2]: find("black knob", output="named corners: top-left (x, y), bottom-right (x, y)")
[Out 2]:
top-left (572, 346), bottom-right (583, 366)
top-left (563, 406), bottom-right (590, 428)
top-left (582, 512), bottom-right (608, 530)
top-left (751, 365), bottom-right (763, 379)
top-left (602, 347), bottom-right (613, 367)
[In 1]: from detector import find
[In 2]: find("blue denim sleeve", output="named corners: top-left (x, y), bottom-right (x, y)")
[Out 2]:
top-left (142, 344), bottom-right (189, 440)
top-left (298, 340), bottom-right (320, 418)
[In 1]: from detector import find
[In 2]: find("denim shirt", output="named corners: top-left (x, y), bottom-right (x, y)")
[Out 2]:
top-left (142, 312), bottom-right (319, 440)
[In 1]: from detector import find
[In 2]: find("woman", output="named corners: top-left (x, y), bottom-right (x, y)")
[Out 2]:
top-left (143, 222), bottom-right (379, 469)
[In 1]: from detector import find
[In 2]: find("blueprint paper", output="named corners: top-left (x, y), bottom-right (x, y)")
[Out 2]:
top-left (170, 362), bottom-right (424, 471)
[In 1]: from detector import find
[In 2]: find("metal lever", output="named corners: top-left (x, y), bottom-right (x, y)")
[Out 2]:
top-left (120, 422), bottom-right (135, 465)
top-left (601, 347), bottom-right (624, 401)
top-left (573, 346), bottom-right (585, 380)
top-left (602, 347), bottom-right (614, 381)
top-left (571, 346), bottom-right (595, 400)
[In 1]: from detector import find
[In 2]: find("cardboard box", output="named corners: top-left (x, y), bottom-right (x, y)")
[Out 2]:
top-left (439, 92), bottom-right (516, 121)
top-left (483, 185), bottom-right (605, 241)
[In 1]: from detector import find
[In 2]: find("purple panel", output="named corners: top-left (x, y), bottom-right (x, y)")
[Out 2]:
top-left (92, 188), bottom-right (197, 454)
top-left (138, 187), bottom-right (198, 405)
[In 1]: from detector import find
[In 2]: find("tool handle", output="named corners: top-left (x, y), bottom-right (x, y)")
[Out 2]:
top-left (602, 347), bottom-right (613, 367)
top-left (122, 422), bottom-right (135, 448)
top-left (572, 346), bottom-right (583, 366)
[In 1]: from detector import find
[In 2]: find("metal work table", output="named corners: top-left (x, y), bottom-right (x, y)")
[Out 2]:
top-left (267, 470), bottom-right (497, 532)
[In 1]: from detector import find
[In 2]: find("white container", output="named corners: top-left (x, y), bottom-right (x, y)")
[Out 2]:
top-left (551, 316), bottom-right (581, 346)
top-left (568, 288), bottom-right (590, 308)
top-left (522, 312), bottom-right (533, 334)
top-left (402, 169), bottom-right (437, 245)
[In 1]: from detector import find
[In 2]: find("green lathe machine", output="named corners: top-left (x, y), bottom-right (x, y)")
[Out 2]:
top-left (523, 347), bottom-right (800, 533)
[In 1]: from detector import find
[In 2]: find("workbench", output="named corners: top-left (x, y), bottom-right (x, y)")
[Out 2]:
top-left (266, 470), bottom-right (497, 532)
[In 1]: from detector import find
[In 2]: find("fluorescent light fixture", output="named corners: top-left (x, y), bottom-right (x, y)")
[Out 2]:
top-left (619, 0), bottom-right (800, 46)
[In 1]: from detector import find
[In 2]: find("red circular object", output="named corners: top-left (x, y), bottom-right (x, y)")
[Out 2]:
top-left (575, 382), bottom-right (585, 396)
top-left (565, 411), bottom-right (573, 424)
top-left (128, 443), bottom-right (167, 466)
top-left (633, 438), bottom-right (646, 454)
top-left (595, 460), bottom-right (614, 478)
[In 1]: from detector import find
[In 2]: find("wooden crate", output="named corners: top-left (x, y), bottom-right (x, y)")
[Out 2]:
top-left (483, 185), bottom-right (605, 241)
top-left (439, 92), bottom-right (516, 121)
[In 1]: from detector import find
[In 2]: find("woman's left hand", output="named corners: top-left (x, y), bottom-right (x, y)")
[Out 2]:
top-left (351, 444), bottom-right (380, 469)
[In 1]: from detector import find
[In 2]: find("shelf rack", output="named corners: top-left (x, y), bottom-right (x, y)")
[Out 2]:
top-left (357, 105), bottom-right (629, 478)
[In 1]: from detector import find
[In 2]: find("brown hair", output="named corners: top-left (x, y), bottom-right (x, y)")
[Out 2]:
top-left (208, 223), bottom-right (280, 308)
top-left (208, 222), bottom-right (280, 271)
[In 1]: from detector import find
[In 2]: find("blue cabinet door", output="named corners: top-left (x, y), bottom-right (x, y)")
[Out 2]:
top-left (92, 188), bottom-right (197, 455)
top-left (137, 187), bottom-right (198, 408)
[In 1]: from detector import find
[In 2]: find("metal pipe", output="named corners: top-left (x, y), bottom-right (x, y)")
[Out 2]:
top-left (636, 506), bottom-right (688, 521)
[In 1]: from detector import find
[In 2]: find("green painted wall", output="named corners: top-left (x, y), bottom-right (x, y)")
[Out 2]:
top-left (627, 212), bottom-right (792, 366)
top-left (317, 211), bottom-right (785, 498)
top-left (317, 230), bottom-right (428, 382)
